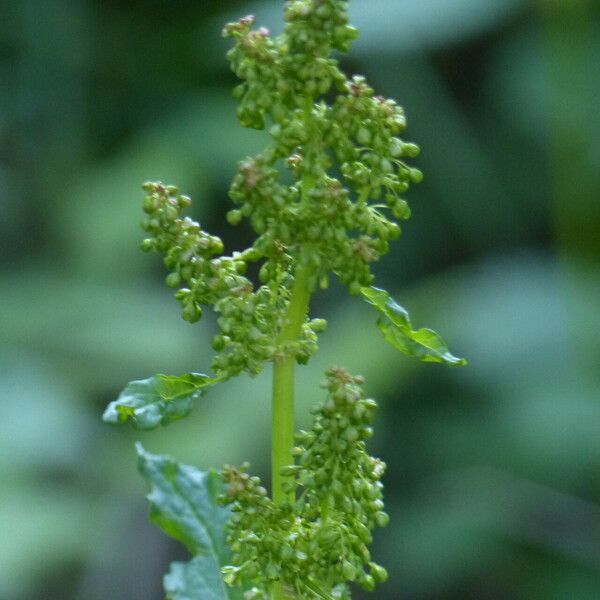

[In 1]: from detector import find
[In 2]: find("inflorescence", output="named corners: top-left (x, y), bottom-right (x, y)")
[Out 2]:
top-left (137, 1), bottom-right (422, 596)
top-left (221, 368), bottom-right (388, 598)
top-left (140, 0), bottom-right (420, 380)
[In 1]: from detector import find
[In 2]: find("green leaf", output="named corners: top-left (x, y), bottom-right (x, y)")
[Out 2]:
top-left (103, 373), bottom-right (218, 430)
top-left (361, 287), bottom-right (467, 367)
top-left (165, 555), bottom-right (243, 600)
top-left (137, 444), bottom-right (243, 599)
top-left (136, 443), bottom-right (230, 558)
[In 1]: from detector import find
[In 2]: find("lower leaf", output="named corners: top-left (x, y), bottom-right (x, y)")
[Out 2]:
top-left (165, 555), bottom-right (243, 600)
top-left (136, 444), bottom-right (243, 598)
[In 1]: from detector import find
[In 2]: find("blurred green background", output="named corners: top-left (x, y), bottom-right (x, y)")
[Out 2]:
top-left (1, 0), bottom-right (599, 598)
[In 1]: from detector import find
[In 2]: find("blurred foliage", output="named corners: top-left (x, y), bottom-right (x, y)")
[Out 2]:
top-left (1, 0), bottom-right (599, 599)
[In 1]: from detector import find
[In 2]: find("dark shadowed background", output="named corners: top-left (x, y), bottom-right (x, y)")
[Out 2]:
top-left (1, 1), bottom-right (600, 599)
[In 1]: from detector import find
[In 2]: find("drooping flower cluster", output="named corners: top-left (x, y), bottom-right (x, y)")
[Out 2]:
top-left (140, 182), bottom-right (320, 378)
top-left (221, 368), bottom-right (388, 598)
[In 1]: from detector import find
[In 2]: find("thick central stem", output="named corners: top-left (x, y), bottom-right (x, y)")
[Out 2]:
top-left (271, 96), bottom-right (315, 600)
top-left (271, 263), bottom-right (312, 506)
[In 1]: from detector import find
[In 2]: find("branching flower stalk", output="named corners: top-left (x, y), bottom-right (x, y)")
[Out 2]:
top-left (104, 2), bottom-right (466, 599)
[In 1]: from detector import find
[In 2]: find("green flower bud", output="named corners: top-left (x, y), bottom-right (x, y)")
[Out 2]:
top-left (403, 142), bottom-right (420, 157)
top-left (370, 562), bottom-right (388, 583)
top-left (374, 511), bottom-right (390, 528)
top-left (355, 521), bottom-right (372, 544)
top-left (342, 560), bottom-right (356, 580)
top-left (212, 335), bottom-right (226, 351)
top-left (227, 209), bottom-right (243, 225)
top-left (357, 127), bottom-right (371, 146)
top-left (165, 272), bottom-right (181, 288)
top-left (174, 288), bottom-right (191, 301)
top-left (360, 573), bottom-right (376, 592)
top-left (182, 302), bottom-right (201, 323)
top-left (345, 427), bottom-right (359, 443)
top-left (309, 318), bottom-right (327, 332)
top-left (410, 168), bottom-right (423, 183)
top-left (140, 238), bottom-right (154, 252)
top-left (380, 158), bottom-right (393, 174)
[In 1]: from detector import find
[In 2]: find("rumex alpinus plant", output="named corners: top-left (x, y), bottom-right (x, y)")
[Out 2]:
top-left (103, 2), bottom-right (466, 598)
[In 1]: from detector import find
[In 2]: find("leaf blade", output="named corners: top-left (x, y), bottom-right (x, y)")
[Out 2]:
top-left (165, 555), bottom-right (243, 600)
top-left (102, 372), bottom-right (217, 430)
top-left (136, 445), bottom-right (243, 599)
top-left (361, 286), bottom-right (467, 367)
top-left (136, 443), bottom-right (230, 558)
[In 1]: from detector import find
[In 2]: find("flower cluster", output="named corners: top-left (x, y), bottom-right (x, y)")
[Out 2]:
top-left (330, 76), bottom-right (422, 210)
top-left (221, 368), bottom-right (388, 598)
top-left (140, 181), bottom-right (319, 378)
top-left (141, 0), bottom-right (422, 372)
top-left (223, 1), bottom-right (356, 129)
top-left (222, 2), bottom-right (421, 295)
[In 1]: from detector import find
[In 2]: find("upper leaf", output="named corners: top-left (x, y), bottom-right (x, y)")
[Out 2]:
top-left (361, 286), bottom-right (467, 366)
top-left (102, 373), bottom-right (217, 430)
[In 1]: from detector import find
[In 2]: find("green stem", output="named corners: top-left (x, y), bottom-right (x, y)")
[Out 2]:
top-left (272, 95), bottom-right (315, 600)
top-left (272, 94), bottom-right (315, 508)
top-left (272, 263), bottom-right (312, 505)
top-left (271, 264), bottom-right (312, 600)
